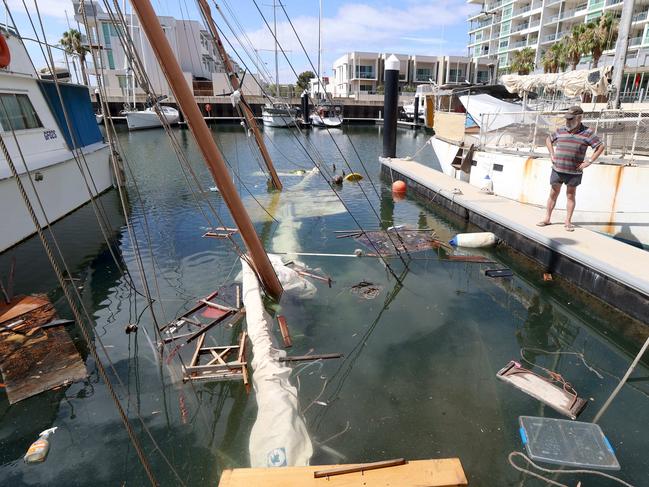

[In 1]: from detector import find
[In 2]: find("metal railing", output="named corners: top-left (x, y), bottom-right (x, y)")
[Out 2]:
top-left (478, 109), bottom-right (649, 160)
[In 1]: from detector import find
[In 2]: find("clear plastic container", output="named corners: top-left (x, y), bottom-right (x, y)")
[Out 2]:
top-left (519, 416), bottom-right (620, 470)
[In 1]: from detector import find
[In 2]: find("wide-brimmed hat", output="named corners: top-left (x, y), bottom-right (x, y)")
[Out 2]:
top-left (564, 106), bottom-right (584, 119)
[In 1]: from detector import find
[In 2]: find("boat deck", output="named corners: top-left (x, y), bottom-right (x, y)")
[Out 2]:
top-left (381, 157), bottom-right (649, 323)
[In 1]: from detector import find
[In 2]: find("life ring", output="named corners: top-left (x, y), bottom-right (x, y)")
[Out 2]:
top-left (204, 103), bottom-right (212, 113)
top-left (0, 35), bottom-right (10, 68)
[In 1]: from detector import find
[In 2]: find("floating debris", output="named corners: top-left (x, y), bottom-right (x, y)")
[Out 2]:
top-left (277, 315), bottom-right (292, 348)
top-left (344, 172), bottom-right (363, 182)
top-left (497, 361), bottom-right (587, 419)
top-left (183, 331), bottom-right (249, 389)
top-left (0, 295), bottom-right (86, 404)
top-left (350, 281), bottom-right (383, 300)
top-left (485, 268), bottom-right (514, 278)
top-left (354, 227), bottom-right (442, 256)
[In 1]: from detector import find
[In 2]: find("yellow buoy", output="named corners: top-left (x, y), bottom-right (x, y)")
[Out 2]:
top-left (344, 172), bottom-right (363, 182)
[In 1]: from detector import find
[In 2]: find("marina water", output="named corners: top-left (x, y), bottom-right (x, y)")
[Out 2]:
top-left (0, 125), bottom-right (647, 485)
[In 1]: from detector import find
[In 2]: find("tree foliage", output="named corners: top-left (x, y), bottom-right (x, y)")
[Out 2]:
top-left (541, 13), bottom-right (618, 73)
top-left (296, 70), bottom-right (315, 91)
top-left (510, 47), bottom-right (536, 75)
top-left (60, 28), bottom-right (90, 85)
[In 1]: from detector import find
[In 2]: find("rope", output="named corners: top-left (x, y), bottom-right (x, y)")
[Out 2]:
top-left (508, 451), bottom-right (634, 487)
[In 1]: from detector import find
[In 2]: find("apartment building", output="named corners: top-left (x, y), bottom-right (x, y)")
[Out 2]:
top-left (467, 0), bottom-right (649, 93)
top-left (74, 1), bottom-right (260, 100)
top-left (331, 52), bottom-right (493, 97)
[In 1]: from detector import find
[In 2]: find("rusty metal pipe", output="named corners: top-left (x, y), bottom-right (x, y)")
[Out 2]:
top-left (130, 0), bottom-right (283, 299)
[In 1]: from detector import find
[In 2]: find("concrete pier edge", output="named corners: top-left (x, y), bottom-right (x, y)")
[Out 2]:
top-left (380, 158), bottom-right (649, 325)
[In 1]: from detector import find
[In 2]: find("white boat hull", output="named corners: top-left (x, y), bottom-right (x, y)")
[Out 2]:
top-left (125, 109), bottom-right (179, 130)
top-left (0, 144), bottom-right (113, 252)
top-left (310, 113), bottom-right (342, 127)
top-left (263, 113), bottom-right (296, 127)
top-left (430, 136), bottom-right (649, 248)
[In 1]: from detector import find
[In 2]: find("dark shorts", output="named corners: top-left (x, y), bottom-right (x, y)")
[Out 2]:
top-left (550, 169), bottom-right (582, 187)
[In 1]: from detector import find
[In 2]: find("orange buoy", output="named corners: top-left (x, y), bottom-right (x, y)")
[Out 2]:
top-left (0, 35), bottom-right (11, 68)
top-left (392, 180), bottom-right (407, 193)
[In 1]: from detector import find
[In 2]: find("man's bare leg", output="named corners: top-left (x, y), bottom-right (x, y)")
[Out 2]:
top-left (565, 185), bottom-right (576, 229)
top-left (539, 183), bottom-right (561, 225)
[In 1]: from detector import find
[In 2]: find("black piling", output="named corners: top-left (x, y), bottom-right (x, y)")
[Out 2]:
top-left (382, 55), bottom-right (399, 158)
top-left (301, 91), bottom-right (310, 125)
top-left (413, 96), bottom-right (419, 126)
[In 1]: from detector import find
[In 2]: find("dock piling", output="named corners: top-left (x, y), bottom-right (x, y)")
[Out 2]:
top-left (382, 54), bottom-right (400, 158)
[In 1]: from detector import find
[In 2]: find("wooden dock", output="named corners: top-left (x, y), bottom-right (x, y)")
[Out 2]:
top-left (218, 458), bottom-right (468, 486)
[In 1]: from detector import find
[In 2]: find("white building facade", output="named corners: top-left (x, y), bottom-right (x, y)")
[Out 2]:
top-left (331, 51), bottom-right (493, 97)
top-left (74, 1), bottom-right (261, 100)
top-left (467, 0), bottom-right (649, 98)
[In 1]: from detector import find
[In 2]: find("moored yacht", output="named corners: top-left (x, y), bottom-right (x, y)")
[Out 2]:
top-left (0, 26), bottom-right (112, 252)
top-left (262, 102), bottom-right (297, 128)
top-left (310, 103), bottom-right (342, 127)
top-left (124, 105), bottom-right (180, 130)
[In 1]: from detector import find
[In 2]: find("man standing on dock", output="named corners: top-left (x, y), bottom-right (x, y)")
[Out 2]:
top-left (538, 106), bottom-right (605, 232)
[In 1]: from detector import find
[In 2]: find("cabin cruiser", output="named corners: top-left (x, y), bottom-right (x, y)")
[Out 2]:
top-left (0, 26), bottom-right (112, 252)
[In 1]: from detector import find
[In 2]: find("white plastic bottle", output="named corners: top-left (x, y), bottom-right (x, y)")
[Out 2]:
top-left (449, 232), bottom-right (497, 248)
top-left (24, 427), bottom-right (57, 463)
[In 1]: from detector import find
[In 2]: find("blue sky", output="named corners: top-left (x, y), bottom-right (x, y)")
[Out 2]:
top-left (8, 0), bottom-right (480, 83)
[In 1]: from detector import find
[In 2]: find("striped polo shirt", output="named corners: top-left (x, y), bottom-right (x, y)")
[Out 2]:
top-left (550, 124), bottom-right (602, 174)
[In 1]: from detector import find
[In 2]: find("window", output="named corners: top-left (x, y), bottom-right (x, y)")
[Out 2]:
top-left (449, 69), bottom-right (464, 82)
top-left (501, 20), bottom-right (511, 36)
top-left (0, 93), bottom-right (43, 131)
top-left (416, 68), bottom-right (432, 81)
top-left (106, 50), bottom-right (115, 70)
top-left (359, 84), bottom-right (373, 92)
top-left (355, 64), bottom-right (375, 79)
top-left (477, 70), bottom-right (490, 83)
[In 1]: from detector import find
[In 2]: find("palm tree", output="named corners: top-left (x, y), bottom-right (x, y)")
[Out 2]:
top-left (564, 24), bottom-right (588, 70)
top-left (60, 28), bottom-right (90, 86)
top-left (550, 42), bottom-right (568, 72)
top-left (510, 47), bottom-right (536, 75)
top-left (541, 49), bottom-right (557, 73)
top-left (584, 13), bottom-right (618, 68)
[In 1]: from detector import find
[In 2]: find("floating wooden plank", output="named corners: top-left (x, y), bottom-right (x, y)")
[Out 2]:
top-left (277, 315), bottom-right (292, 348)
top-left (0, 295), bottom-right (86, 404)
top-left (497, 361), bottom-right (587, 420)
top-left (0, 295), bottom-right (49, 325)
top-left (218, 458), bottom-right (468, 487)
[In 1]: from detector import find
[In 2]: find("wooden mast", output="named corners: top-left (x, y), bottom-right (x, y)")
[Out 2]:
top-left (196, 0), bottom-right (282, 190)
top-left (130, 0), bottom-right (283, 299)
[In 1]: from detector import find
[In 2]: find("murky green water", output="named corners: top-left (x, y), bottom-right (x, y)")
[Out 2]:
top-left (0, 125), bottom-right (647, 486)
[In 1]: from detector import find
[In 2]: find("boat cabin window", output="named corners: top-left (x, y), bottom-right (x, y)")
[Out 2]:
top-left (0, 94), bottom-right (43, 131)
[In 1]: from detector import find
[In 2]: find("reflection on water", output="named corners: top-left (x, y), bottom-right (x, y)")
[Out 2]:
top-left (0, 125), bottom-right (647, 486)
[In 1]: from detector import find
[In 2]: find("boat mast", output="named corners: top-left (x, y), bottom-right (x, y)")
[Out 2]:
top-left (196, 0), bottom-right (282, 190)
top-left (130, 0), bottom-right (283, 299)
top-left (611, 0), bottom-right (634, 108)
top-left (273, 0), bottom-right (279, 97)
top-left (317, 0), bottom-right (321, 97)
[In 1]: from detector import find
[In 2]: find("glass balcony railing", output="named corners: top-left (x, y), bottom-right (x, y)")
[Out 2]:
top-left (632, 11), bottom-right (648, 23)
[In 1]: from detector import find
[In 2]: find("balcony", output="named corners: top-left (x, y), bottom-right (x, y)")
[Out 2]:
top-left (510, 39), bottom-right (528, 48)
top-left (632, 11), bottom-right (648, 23)
top-left (511, 22), bottom-right (529, 33)
top-left (605, 0), bottom-right (622, 5)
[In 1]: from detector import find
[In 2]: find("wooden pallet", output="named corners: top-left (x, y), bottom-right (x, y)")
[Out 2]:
top-left (218, 458), bottom-right (468, 486)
